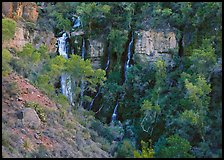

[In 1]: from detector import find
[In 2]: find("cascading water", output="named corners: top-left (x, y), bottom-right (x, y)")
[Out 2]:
top-left (124, 31), bottom-right (134, 81)
top-left (81, 37), bottom-right (85, 59)
top-left (111, 101), bottom-right (119, 122)
top-left (58, 33), bottom-right (73, 105)
top-left (105, 46), bottom-right (110, 72)
top-left (88, 88), bottom-right (101, 110)
top-left (72, 16), bottom-right (81, 28)
top-left (80, 38), bottom-right (85, 107)
top-left (88, 46), bottom-right (110, 110)
top-left (58, 33), bottom-right (68, 59)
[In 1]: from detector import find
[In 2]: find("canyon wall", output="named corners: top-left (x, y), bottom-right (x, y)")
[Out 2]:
top-left (2, 2), bottom-right (38, 23)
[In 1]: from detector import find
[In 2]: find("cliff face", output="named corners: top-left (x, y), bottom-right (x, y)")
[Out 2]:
top-left (86, 29), bottom-right (177, 68)
top-left (2, 2), bottom-right (38, 23)
top-left (88, 39), bottom-right (105, 69)
top-left (133, 29), bottom-right (177, 66)
top-left (135, 29), bottom-right (177, 55)
top-left (2, 2), bottom-right (56, 52)
top-left (2, 22), bottom-right (56, 53)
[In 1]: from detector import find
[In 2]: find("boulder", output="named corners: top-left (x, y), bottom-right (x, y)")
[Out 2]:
top-left (22, 108), bottom-right (41, 129)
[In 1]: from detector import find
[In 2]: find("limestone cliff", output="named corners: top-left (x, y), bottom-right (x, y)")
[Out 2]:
top-left (2, 22), bottom-right (56, 53)
top-left (134, 29), bottom-right (177, 66)
top-left (135, 29), bottom-right (177, 55)
top-left (88, 39), bottom-right (105, 69)
top-left (2, 2), bottom-right (38, 23)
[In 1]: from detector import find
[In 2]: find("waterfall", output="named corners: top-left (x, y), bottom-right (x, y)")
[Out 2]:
top-left (111, 101), bottom-right (119, 122)
top-left (61, 73), bottom-right (73, 104)
top-left (81, 37), bottom-right (85, 59)
top-left (124, 31), bottom-right (134, 81)
top-left (58, 32), bottom-right (73, 105)
top-left (105, 46), bottom-right (110, 72)
top-left (88, 87), bottom-right (101, 110)
top-left (72, 16), bottom-right (81, 28)
top-left (88, 46), bottom-right (110, 110)
top-left (80, 38), bottom-right (85, 107)
top-left (58, 33), bottom-right (68, 59)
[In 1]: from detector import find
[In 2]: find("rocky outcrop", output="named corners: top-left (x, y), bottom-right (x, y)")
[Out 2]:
top-left (88, 39), bottom-right (105, 69)
top-left (22, 2), bottom-right (39, 23)
top-left (88, 39), bottom-right (104, 58)
top-left (2, 22), bottom-right (57, 52)
top-left (2, 2), bottom-right (38, 23)
top-left (135, 29), bottom-right (177, 55)
top-left (134, 29), bottom-right (177, 66)
top-left (22, 108), bottom-right (41, 129)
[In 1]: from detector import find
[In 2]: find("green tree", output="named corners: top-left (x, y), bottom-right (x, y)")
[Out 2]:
top-left (151, 2), bottom-right (221, 57)
top-left (115, 139), bottom-right (135, 158)
top-left (181, 75), bottom-right (212, 141)
top-left (187, 38), bottom-right (216, 78)
top-left (65, 54), bottom-right (106, 106)
top-left (2, 18), bottom-right (16, 41)
top-left (154, 135), bottom-right (194, 158)
top-left (2, 49), bottom-right (11, 76)
top-left (134, 140), bottom-right (154, 158)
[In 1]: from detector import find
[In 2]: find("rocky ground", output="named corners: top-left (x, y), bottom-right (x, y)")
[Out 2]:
top-left (2, 72), bottom-right (111, 158)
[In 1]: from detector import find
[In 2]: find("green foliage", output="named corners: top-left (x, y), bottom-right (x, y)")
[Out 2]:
top-left (76, 2), bottom-right (111, 35)
top-left (35, 74), bottom-right (54, 96)
top-left (64, 54), bottom-right (106, 105)
top-left (185, 75), bottom-right (211, 112)
top-left (115, 139), bottom-right (135, 158)
top-left (90, 120), bottom-right (114, 143)
top-left (141, 100), bottom-right (160, 113)
top-left (38, 45), bottom-right (50, 60)
top-left (188, 39), bottom-right (216, 77)
top-left (49, 11), bottom-right (71, 31)
top-left (155, 135), bottom-right (194, 158)
top-left (2, 18), bottom-right (16, 41)
top-left (3, 2), bottom-right (221, 158)
top-left (107, 29), bottom-right (128, 57)
top-left (180, 110), bottom-right (200, 126)
top-left (24, 101), bottom-right (47, 122)
top-left (12, 43), bottom-right (47, 80)
top-left (134, 140), bottom-right (154, 158)
top-left (54, 94), bottom-right (70, 119)
top-left (2, 49), bottom-right (11, 76)
top-left (17, 43), bottom-right (35, 58)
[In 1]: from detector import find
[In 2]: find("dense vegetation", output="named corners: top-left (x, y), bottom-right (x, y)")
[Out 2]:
top-left (3, 2), bottom-right (222, 158)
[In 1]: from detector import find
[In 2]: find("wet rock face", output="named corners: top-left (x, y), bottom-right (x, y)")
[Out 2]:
top-left (2, 2), bottom-right (39, 23)
top-left (135, 29), bottom-right (177, 55)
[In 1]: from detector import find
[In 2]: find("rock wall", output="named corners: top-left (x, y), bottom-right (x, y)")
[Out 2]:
top-left (88, 39), bottom-right (104, 58)
top-left (2, 2), bottom-right (39, 23)
top-left (88, 39), bottom-right (105, 69)
top-left (133, 29), bottom-right (177, 66)
top-left (135, 29), bottom-right (177, 55)
top-left (2, 22), bottom-right (57, 52)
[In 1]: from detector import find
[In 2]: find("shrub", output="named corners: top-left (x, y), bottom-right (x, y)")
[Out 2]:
top-left (90, 120), bottom-right (114, 143)
top-left (115, 139), bottom-right (135, 158)
top-left (133, 140), bottom-right (154, 158)
top-left (154, 135), bottom-right (194, 158)
top-left (2, 49), bottom-right (11, 76)
top-left (23, 138), bottom-right (33, 151)
top-left (2, 18), bottom-right (16, 41)
top-left (24, 101), bottom-right (47, 122)
top-left (3, 81), bottom-right (19, 98)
